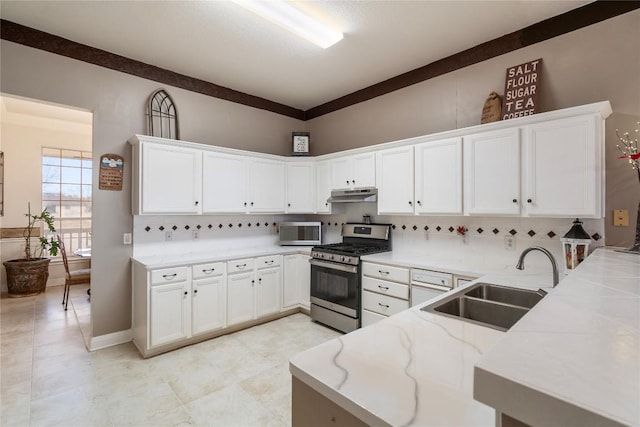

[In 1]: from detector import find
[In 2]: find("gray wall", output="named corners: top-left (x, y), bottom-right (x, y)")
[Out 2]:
top-left (0, 41), bottom-right (303, 336)
top-left (1, 10), bottom-right (638, 337)
top-left (307, 10), bottom-right (640, 248)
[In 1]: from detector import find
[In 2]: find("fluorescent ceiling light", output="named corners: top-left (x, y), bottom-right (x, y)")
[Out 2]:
top-left (233, 0), bottom-right (343, 49)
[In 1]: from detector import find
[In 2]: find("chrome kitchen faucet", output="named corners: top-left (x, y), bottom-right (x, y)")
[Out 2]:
top-left (516, 246), bottom-right (560, 287)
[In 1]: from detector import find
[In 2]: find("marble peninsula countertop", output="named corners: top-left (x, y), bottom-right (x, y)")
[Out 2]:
top-left (289, 248), bottom-right (639, 426)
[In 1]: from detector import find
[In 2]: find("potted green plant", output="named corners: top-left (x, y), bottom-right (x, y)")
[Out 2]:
top-left (3, 203), bottom-right (59, 297)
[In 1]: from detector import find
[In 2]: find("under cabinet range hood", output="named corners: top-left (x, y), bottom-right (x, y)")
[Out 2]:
top-left (327, 187), bottom-right (377, 203)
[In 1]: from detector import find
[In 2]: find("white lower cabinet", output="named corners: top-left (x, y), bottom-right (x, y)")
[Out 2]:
top-left (361, 262), bottom-right (410, 327)
top-left (150, 280), bottom-right (190, 347)
top-left (283, 254), bottom-right (311, 309)
top-left (227, 255), bottom-right (282, 327)
top-left (192, 276), bottom-right (226, 335)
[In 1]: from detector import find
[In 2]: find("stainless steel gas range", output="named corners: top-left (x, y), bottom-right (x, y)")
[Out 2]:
top-left (309, 223), bottom-right (392, 333)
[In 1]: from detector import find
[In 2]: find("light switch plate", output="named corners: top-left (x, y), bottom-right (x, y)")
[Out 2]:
top-left (613, 209), bottom-right (629, 227)
top-left (123, 233), bottom-right (132, 245)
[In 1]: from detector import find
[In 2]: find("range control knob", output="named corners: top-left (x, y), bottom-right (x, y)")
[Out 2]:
top-left (341, 256), bottom-right (346, 262)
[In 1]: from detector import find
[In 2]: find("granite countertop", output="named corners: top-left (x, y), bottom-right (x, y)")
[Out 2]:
top-left (131, 245), bottom-right (312, 269)
top-left (290, 248), bottom-right (639, 426)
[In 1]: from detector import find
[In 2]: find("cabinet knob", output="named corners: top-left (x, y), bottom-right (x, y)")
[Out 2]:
top-left (250, 202), bottom-right (254, 206)
top-left (408, 201), bottom-right (413, 206)
top-left (183, 291), bottom-right (188, 296)
top-left (288, 203), bottom-right (291, 207)
top-left (417, 201), bottom-right (421, 205)
top-left (325, 202), bottom-right (328, 206)
top-left (512, 199), bottom-right (518, 203)
top-left (195, 201), bottom-right (199, 206)
top-left (244, 202), bottom-right (247, 207)
top-left (193, 289), bottom-right (198, 294)
top-left (346, 180), bottom-right (349, 185)
top-left (527, 199), bottom-right (532, 203)
top-left (352, 180), bottom-right (355, 184)
top-left (259, 278), bottom-right (262, 283)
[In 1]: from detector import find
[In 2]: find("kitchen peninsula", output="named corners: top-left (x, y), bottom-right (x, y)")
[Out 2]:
top-left (289, 248), bottom-right (639, 426)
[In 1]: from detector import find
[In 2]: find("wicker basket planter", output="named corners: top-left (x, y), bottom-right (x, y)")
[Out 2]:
top-left (3, 258), bottom-right (51, 297)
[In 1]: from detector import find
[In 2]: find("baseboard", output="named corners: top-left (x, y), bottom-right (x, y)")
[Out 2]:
top-left (90, 329), bottom-right (133, 351)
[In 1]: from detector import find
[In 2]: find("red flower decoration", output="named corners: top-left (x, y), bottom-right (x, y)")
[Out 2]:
top-left (619, 153), bottom-right (640, 161)
top-left (456, 226), bottom-right (467, 236)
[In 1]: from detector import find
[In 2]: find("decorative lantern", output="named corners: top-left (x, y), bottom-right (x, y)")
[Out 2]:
top-left (561, 218), bottom-right (591, 273)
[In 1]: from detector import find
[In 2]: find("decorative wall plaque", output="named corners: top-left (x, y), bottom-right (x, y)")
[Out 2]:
top-left (501, 58), bottom-right (542, 120)
top-left (99, 154), bottom-right (124, 191)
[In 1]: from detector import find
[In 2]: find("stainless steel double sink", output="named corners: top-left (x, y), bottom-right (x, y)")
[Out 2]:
top-left (421, 282), bottom-right (547, 331)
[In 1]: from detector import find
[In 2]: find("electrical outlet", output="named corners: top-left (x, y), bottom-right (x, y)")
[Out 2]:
top-left (123, 233), bottom-right (132, 245)
top-left (424, 230), bottom-right (429, 240)
top-left (504, 236), bottom-right (515, 251)
top-left (192, 229), bottom-right (199, 240)
top-left (165, 230), bottom-right (173, 241)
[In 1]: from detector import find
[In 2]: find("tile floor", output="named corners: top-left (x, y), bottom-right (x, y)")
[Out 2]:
top-left (1, 285), bottom-right (341, 426)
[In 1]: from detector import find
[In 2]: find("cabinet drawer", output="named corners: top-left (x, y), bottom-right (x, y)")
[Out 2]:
top-left (227, 258), bottom-right (255, 274)
top-left (255, 255), bottom-right (281, 269)
top-left (150, 267), bottom-right (188, 285)
top-left (362, 277), bottom-right (409, 300)
top-left (362, 309), bottom-right (386, 327)
top-left (192, 262), bottom-right (225, 279)
top-left (362, 262), bottom-right (410, 283)
top-left (362, 291), bottom-right (409, 317)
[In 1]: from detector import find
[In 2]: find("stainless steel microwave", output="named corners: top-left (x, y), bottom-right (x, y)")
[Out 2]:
top-left (279, 222), bottom-right (321, 246)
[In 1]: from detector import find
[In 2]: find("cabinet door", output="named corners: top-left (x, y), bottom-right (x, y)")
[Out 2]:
top-left (150, 282), bottom-right (190, 347)
top-left (376, 146), bottom-right (414, 214)
top-left (352, 153), bottom-right (376, 188)
top-left (332, 156), bottom-right (352, 189)
top-left (464, 128), bottom-right (521, 215)
top-left (227, 272), bottom-right (255, 326)
top-left (249, 158), bottom-right (285, 212)
top-left (316, 160), bottom-right (332, 213)
top-left (286, 162), bottom-right (316, 213)
top-left (523, 114), bottom-right (601, 217)
top-left (192, 277), bottom-right (226, 335)
top-left (256, 267), bottom-right (281, 317)
top-left (299, 254), bottom-right (311, 309)
top-left (141, 143), bottom-right (202, 214)
top-left (283, 255), bottom-right (300, 308)
top-left (202, 151), bottom-right (248, 213)
top-left (415, 137), bottom-right (462, 214)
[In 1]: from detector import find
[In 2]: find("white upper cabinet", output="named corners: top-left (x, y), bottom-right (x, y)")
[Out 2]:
top-left (523, 114), bottom-right (601, 217)
top-left (332, 153), bottom-right (376, 189)
top-left (137, 143), bottom-right (202, 215)
top-left (202, 151), bottom-right (248, 214)
top-left (376, 146), bottom-right (415, 215)
top-left (415, 137), bottom-right (463, 215)
top-left (248, 157), bottom-right (286, 213)
top-left (315, 160), bottom-right (332, 214)
top-left (286, 162), bottom-right (316, 213)
top-left (464, 128), bottom-right (521, 216)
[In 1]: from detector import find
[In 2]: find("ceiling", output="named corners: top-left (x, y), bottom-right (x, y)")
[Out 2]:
top-left (1, 1), bottom-right (592, 111)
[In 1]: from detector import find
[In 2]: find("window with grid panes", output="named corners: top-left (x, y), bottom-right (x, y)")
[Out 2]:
top-left (42, 148), bottom-right (92, 254)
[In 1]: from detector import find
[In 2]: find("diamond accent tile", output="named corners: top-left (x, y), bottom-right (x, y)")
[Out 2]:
top-left (273, 222), bottom-right (277, 226)
top-left (238, 223), bottom-right (242, 228)
top-left (218, 224), bottom-right (223, 229)
top-left (208, 224), bottom-right (213, 229)
top-left (592, 233), bottom-right (601, 241)
top-left (185, 225), bottom-right (190, 230)
top-left (144, 226), bottom-right (151, 232)
top-left (477, 228), bottom-right (484, 234)
top-left (392, 225), bottom-right (396, 230)
top-left (256, 223), bottom-right (260, 227)
top-left (547, 231), bottom-right (556, 238)
top-left (528, 230), bottom-right (536, 237)
top-left (448, 226), bottom-right (454, 233)
top-left (196, 225), bottom-right (202, 230)
top-left (424, 226), bottom-right (429, 231)
top-left (159, 226), bottom-right (165, 231)
top-left (264, 222), bottom-right (268, 227)
top-left (436, 226), bottom-right (441, 232)
top-left (172, 225), bottom-right (177, 231)
top-left (492, 228), bottom-right (499, 234)
top-left (509, 229), bottom-right (517, 235)
top-left (248, 223), bottom-right (251, 227)
top-left (412, 225), bottom-right (417, 231)
top-left (228, 224), bottom-right (233, 228)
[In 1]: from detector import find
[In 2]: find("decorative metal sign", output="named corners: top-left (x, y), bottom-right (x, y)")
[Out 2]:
top-left (99, 154), bottom-right (124, 191)
top-left (501, 58), bottom-right (542, 120)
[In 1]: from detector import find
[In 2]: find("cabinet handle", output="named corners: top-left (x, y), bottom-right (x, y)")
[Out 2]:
top-left (512, 199), bottom-right (518, 203)
top-left (378, 285), bottom-right (389, 291)
top-left (378, 303), bottom-right (390, 309)
top-left (378, 270), bottom-right (389, 275)
top-left (202, 268), bottom-right (215, 274)
top-left (264, 260), bottom-right (274, 265)
top-left (527, 199), bottom-right (533, 203)
top-left (162, 273), bottom-right (177, 280)
top-left (236, 263), bottom-right (247, 269)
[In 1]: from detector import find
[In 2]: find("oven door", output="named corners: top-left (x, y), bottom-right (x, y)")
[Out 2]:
top-left (309, 258), bottom-right (359, 318)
